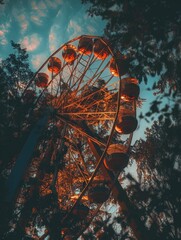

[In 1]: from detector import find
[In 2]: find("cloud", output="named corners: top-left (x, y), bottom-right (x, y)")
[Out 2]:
top-left (67, 20), bottom-right (82, 39)
top-left (31, 53), bottom-right (48, 70)
top-left (48, 24), bottom-right (62, 53)
top-left (1, 38), bottom-right (8, 45)
top-left (31, 0), bottom-right (47, 12)
top-left (45, 0), bottom-right (62, 9)
top-left (31, 0), bottom-right (62, 26)
top-left (49, 32), bottom-right (56, 42)
top-left (0, 23), bottom-right (10, 34)
top-left (49, 32), bottom-right (57, 52)
top-left (30, 15), bottom-right (44, 26)
top-left (21, 33), bottom-right (42, 52)
top-left (87, 25), bottom-right (96, 34)
top-left (39, 1), bottom-right (47, 9)
top-left (0, 30), bottom-right (4, 36)
top-left (30, 0), bottom-right (49, 25)
top-left (31, 1), bottom-right (38, 10)
top-left (0, 23), bottom-right (9, 46)
top-left (17, 14), bottom-right (29, 32)
top-left (11, 6), bottom-right (29, 34)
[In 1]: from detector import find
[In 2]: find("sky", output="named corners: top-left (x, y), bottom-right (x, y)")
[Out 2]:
top-left (0, 0), bottom-right (155, 142)
top-left (0, 0), bottom-right (106, 69)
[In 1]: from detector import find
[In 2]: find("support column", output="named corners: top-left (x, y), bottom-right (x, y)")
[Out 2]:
top-left (88, 139), bottom-right (151, 240)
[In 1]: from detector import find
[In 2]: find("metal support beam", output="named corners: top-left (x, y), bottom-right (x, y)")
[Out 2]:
top-left (7, 113), bottom-right (49, 202)
top-left (87, 139), bottom-right (152, 240)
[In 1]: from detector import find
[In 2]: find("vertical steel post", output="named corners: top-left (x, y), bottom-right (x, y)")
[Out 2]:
top-left (7, 113), bottom-right (49, 202)
top-left (87, 139), bottom-right (151, 240)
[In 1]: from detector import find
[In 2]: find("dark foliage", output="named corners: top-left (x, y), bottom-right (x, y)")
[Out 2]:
top-left (128, 114), bottom-right (181, 239)
top-left (82, 0), bottom-right (181, 120)
top-left (0, 42), bottom-right (34, 239)
top-left (0, 41), bottom-right (34, 170)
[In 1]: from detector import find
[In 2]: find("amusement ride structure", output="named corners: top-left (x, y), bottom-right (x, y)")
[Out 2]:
top-left (4, 35), bottom-right (146, 240)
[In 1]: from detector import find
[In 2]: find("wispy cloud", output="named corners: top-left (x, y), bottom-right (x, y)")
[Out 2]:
top-left (31, 53), bottom-right (47, 70)
top-left (49, 32), bottom-right (57, 52)
top-left (45, 0), bottom-right (62, 9)
top-left (49, 32), bottom-right (56, 42)
top-left (67, 20), bottom-right (82, 39)
top-left (17, 14), bottom-right (29, 33)
top-left (0, 22), bottom-right (10, 45)
top-left (11, 6), bottom-right (29, 34)
top-left (39, 1), bottom-right (47, 10)
top-left (30, 0), bottom-right (48, 25)
top-left (1, 38), bottom-right (8, 45)
top-left (55, 0), bottom-right (62, 4)
top-left (87, 25), bottom-right (96, 34)
top-left (0, 30), bottom-right (4, 36)
top-left (21, 33), bottom-right (42, 52)
top-left (0, 22), bottom-right (10, 32)
top-left (48, 24), bottom-right (62, 53)
top-left (30, 15), bottom-right (44, 26)
top-left (31, 1), bottom-right (38, 10)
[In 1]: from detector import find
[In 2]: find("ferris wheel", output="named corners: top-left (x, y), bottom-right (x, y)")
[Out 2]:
top-left (7, 35), bottom-right (140, 239)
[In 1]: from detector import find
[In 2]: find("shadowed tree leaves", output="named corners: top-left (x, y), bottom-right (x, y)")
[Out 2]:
top-left (129, 117), bottom-right (181, 239)
top-left (0, 41), bottom-right (34, 171)
top-left (0, 43), bottom-right (34, 239)
top-left (82, 0), bottom-right (181, 120)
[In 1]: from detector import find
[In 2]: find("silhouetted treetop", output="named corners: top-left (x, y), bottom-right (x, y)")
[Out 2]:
top-left (129, 115), bottom-right (181, 239)
top-left (0, 41), bottom-right (34, 172)
top-left (82, 0), bottom-right (181, 94)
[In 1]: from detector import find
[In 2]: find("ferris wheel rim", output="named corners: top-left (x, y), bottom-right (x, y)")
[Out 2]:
top-left (12, 35), bottom-right (139, 239)
top-left (22, 35), bottom-right (116, 95)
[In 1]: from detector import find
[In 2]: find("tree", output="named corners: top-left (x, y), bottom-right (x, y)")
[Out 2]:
top-left (77, 3), bottom-right (181, 238)
top-left (0, 41), bottom-right (34, 170)
top-left (82, 0), bottom-right (181, 120)
top-left (0, 43), bottom-right (34, 239)
top-left (82, 114), bottom-right (181, 240)
top-left (128, 114), bottom-right (181, 239)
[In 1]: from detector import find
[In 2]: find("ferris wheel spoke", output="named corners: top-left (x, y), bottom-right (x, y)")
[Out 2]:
top-left (70, 152), bottom-right (89, 184)
top-left (77, 59), bottom-right (109, 94)
top-left (61, 53), bottom-right (82, 86)
top-left (57, 115), bottom-right (106, 146)
top-left (58, 112), bottom-right (116, 121)
top-left (70, 56), bottom-right (95, 92)
top-left (65, 142), bottom-right (90, 178)
top-left (61, 54), bottom-right (102, 98)
top-left (89, 62), bottom-right (110, 86)
top-left (49, 124), bottom-right (67, 191)
top-left (77, 149), bottom-right (91, 178)
top-left (78, 52), bottom-right (94, 70)
top-left (63, 53), bottom-right (94, 93)
top-left (62, 81), bottom-right (114, 113)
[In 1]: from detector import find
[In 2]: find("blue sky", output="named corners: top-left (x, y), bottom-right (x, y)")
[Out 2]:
top-left (0, 0), bottom-right (106, 69)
